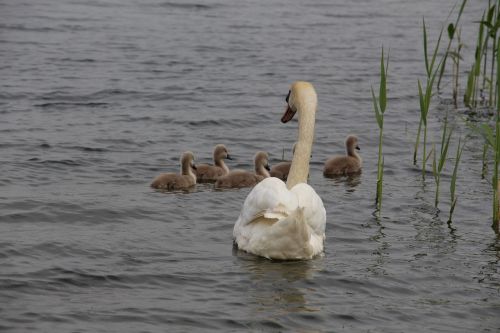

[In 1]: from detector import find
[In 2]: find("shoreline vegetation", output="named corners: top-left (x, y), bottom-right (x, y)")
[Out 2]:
top-left (375, 0), bottom-right (500, 233)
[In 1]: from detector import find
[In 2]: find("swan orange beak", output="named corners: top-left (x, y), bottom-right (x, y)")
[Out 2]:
top-left (281, 104), bottom-right (296, 123)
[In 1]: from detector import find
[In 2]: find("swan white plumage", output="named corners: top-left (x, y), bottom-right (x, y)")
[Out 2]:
top-left (233, 81), bottom-right (326, 260)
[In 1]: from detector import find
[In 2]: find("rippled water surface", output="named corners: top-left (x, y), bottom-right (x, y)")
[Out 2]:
top-left (1, 0), bottom-right (499, 332)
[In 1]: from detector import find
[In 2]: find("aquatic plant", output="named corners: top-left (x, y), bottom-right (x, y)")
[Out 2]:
top-left (462, 2), bottom-right (500, 110)
top-left (432, 115), bottom-right (453, 208)
top-left (372, 47), bottom-right (389, 212)
top-left (464, 12), bottom-right (486, 109)
top-left (486, 3), bottom-right (500, 107)
top-left (476, 1), bottom-right (500, 107)
top-left (437, 0), bottom-right (467, 95)
top-left (493, 40), bottom-right (500, 233)
top-left (449, 29), bottom-right (464, 108)
top-left (482, 143), bottom-right (489, 179)
top-left (413, 19), bottom-right (444, 176)
top-left (448, 137), bottom-right (466, 223)
top-left (472, 41), bottom-right (500, 233)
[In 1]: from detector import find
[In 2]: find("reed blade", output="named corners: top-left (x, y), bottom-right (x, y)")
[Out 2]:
top-left (380, 48), bottom-right (387, 114)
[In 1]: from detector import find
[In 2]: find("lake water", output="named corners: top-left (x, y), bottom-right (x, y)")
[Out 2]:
top-left (1, 0), bottom-right (499, 332)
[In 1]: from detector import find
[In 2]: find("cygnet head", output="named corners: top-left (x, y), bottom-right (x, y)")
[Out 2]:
top-left (214, 144), bottom-right (232, 161)
top-left (254, 151), bottom-right (270, 176)
top-left (345, 135), bottom-right (360, 156)
top-left (181, 151), bottom-right (197, 174)
top-left (281, 81), bottom-right (318, 123)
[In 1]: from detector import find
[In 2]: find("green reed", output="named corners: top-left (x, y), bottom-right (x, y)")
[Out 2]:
top-left (468, 119), bottom-right (500, 230)
top-left (372, 47), bottom-right (389, 212)
top-left (485, 2), bottom-right (500, 107)
top-left (448, 137), bottom-right (466, 223)
top-left (435, 0), bottom-right (500, 111)
top-left (449, 29), bottom-right (463, 108)
top-left (493, 40), bottom-right (500, 233)
top-left (437, 0), bottom-right (468, 93)
top-left (414, 18), bottom-right (444, 178)
top-left (464, 12), bottom-right (486, 109)
top-left (461, 2), bottom-right (500, 110)
top-left (414, 1), bottom-right (500, 234)
top-left (472, 41), bottom-right (500, 233)
top-left (482, 143), bottom-right (489, 179)
top-left (474, 1), bottom-right (500, 107)
top-left (432, 115), bottom-right (453, 208)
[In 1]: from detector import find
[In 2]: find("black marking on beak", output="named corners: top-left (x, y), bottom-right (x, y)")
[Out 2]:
top-left (281, 104), bottom-right (296, 123)
top-left (285, 90), bottom-right (291, 103)
top-left (226, 154), bottom-right (233, 160)
top-left (356, 145), bottom-right (360, 151)
top-left (265, 164), bottom-right (270, 171)
top-left (191, 164), bottom-right (197, 170)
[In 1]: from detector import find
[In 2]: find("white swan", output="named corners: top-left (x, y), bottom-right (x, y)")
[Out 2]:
top-left (233, 81), bottom-right (326, 260)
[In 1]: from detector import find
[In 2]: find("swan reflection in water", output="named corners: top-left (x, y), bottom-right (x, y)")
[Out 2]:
top-left (233, 246), bottom-right (324, 316)
top-left (324, 173), bottom-right (362, 192)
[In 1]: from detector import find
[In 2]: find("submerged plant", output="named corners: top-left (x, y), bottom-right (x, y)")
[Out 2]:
top-left (372, 47), bottom-right (389, 212)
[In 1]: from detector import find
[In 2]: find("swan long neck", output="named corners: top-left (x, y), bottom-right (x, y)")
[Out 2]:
top-left (183, 165), bottom-right (196, 183)
top-left (181, 159), bottom-right (196, 183)
top-left (347, 145), bottom-right (362, 163)
top-left (353, 151), bottom-right (362, 164)
top-left (286, 100), bottom-right (316, 189)
top-left (256, 165), bottom-right (270, 178)
top-left (347, 146), bottom-right (356, 157)
top-left (215, 158), bottom-right (229, 173)
top-left (181, 161), bottom-right (191, 175)
top-left (351, 150), bottom-right (361, 161)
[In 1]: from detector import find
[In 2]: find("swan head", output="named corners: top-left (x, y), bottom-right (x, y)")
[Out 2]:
top-left (281, 81), bottom-right (317, 123)
top-left (345, 135), bottom-right (360, 155)
top-left (181, 151), bottom-right (197, 174)
top-left (214, 144), bottom-right (232, 161)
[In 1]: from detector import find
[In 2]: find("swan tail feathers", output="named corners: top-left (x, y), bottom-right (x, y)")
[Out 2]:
top-left (292, 206), bottom-right (311, 244)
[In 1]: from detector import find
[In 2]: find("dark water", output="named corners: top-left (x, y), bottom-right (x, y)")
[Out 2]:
top-left (1, 0), bottom-right (499, 332)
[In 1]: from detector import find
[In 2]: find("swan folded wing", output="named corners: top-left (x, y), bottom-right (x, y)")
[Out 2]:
top-left (246, 213), bottom-right (279, 226)
top-left (238, 178), bottom-right (297, 225)
top-left (263, 204), bottom-right (289, 219)
top-left (246, 203), bottom-right (290, 227)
